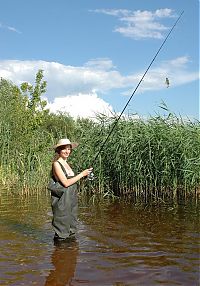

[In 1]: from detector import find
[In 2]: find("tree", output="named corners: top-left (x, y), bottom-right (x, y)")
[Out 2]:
top-left (20, 69), bottom-right (49, 128)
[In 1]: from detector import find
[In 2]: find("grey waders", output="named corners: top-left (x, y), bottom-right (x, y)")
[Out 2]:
top-left (51, 161), bottom-right (78, 240)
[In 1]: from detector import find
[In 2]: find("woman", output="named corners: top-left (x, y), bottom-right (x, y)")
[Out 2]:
top-left (50, 138), bottom-right (92, 242)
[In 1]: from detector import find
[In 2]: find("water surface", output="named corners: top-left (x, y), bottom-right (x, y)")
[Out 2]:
top-left (0, 190), bottom-right (199, 285)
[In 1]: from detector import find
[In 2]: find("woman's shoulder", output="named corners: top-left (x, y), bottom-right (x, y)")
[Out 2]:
top-left (52, 161), bottom-right (61, 169)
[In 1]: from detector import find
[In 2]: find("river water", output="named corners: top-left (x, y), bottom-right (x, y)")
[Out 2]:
top-left (0, 190), bottom-right (199, 286)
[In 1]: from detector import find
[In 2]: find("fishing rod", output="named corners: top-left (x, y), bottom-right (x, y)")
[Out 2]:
top-left (88, 10), bottom-right (184, 180)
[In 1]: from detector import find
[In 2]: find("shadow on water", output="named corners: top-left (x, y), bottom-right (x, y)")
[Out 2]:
top-left (0, 189), bottom-right (199, 286)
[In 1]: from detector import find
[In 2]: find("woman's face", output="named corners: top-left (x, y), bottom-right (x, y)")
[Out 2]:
top-left (59, 145), bottom-right (72, 160)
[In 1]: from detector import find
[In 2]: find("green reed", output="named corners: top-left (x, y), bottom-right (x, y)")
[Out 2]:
top-left (0, 76), bottom-right (199, 199)
top-left (72, 114), bottom-right (200, 199)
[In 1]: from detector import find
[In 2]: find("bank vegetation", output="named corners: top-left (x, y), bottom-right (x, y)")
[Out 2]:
top-left (0, 71), bottom-right (199, 200)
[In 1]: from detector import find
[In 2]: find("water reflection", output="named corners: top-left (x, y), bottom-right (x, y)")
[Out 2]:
top-left (45, 240), bottom-right (78, 286)
top-left (0, 191), bottom-right (199, 286)
top-left (77, 200), bottom-right (200, 285)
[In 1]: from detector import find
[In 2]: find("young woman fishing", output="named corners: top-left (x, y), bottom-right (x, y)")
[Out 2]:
top-left (50, 138), bottom-right (93, 242)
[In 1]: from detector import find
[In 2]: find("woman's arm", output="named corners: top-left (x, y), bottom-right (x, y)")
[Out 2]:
top-left (53, 161), bottom-right (92, 188)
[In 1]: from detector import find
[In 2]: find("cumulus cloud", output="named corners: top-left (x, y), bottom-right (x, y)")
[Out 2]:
top-left (46, 92), bottom-right (114, 119)
top-left (0, 59), bottom-right (119, 119)
top-left (0, 59), bottom-right (126, 100)
top-left (91, 8), bottom-right (176, 39)
top-left (0, 57), bottom-right (198, 118)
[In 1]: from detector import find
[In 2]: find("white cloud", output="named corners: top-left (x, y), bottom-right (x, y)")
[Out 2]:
top-left (0, 57), bottom-right (198, 118)
top-left (155, 8), bottom-right (175, 18)
top-left (84, 58), bottom-right (115, 71)
top-left (0, 22), bottom-right (21, 34)
top-left (0, 59), bottom-right (125, 100)
top-left (46, 92), bottom-right (114, 119)
top-left (91, 8), bottom-right (176, 39)
top-left (123, 56), bottom-right (199, 94)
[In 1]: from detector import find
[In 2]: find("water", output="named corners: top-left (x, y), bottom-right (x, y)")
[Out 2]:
top-left (0, 190), bottom-right (199, 286)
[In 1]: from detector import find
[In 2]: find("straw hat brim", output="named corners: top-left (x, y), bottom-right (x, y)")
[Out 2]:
top-left (53, 141), bottom-right (78, 150)
top-left (53, 141), bottom-right (79, 150)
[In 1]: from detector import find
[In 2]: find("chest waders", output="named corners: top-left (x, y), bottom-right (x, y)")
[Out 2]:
top-left (51, 161), bottom-right (78, 240)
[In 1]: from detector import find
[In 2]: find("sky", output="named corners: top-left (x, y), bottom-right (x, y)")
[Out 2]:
top-left (0, 0), bottom-right (199, 120)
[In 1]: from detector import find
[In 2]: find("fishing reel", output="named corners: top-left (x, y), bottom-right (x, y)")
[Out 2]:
top-left (88, 171), bottom-right (95, 181)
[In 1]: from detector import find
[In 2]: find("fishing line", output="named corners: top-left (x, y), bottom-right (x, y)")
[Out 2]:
top-left (88, 11), bottom-right (184, 179)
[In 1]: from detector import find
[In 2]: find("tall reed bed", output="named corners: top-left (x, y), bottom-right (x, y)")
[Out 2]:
top-left (0, 77), bottom-right (199, 199)
top-left (72, 114), bottom-right (200, 199)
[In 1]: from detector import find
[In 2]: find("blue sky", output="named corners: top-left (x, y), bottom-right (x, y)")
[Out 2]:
top-left (0, 0), bottom-right (199, 120)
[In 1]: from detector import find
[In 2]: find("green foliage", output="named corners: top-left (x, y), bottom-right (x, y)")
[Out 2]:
top-left (20, 69), bottom-right (48, 129)
top-left (0, 72), bottom-right (199, 200)
top-left (0, 72), bottom-right (75, 192)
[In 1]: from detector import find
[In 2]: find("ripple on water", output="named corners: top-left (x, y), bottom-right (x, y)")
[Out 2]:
top-left (0, 193), bottom-right (199, 286)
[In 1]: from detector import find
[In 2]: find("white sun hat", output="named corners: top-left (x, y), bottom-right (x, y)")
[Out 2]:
top-left (53, 138), bottom-right (78, 150)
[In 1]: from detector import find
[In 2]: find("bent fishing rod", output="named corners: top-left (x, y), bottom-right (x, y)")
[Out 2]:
top-left (88, 11), bottom-right (184, 180)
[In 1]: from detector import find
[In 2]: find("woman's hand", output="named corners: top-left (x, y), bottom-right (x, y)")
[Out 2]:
top-left (81, 167), bottom-right (93, 178)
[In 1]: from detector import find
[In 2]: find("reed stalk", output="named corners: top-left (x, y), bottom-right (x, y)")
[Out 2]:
top-left (0, 77), bottom-right (199, 201)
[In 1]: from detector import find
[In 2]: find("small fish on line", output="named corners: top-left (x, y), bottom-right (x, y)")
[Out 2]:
top-left (165, 77), bottom-right (170, 88)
